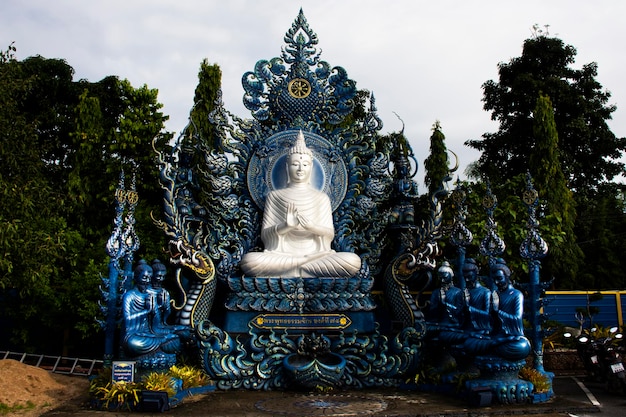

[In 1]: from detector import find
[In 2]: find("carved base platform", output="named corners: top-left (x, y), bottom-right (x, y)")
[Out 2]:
top-left (465, 357), bottom-right (533, 405)
top-left (120, 351), bottom-right (177, 374)
top-left (195, 319), bottom-right (424, 390)
top-left (283, 352), bottom-right (347, 388)
top-left (465, 377), bottom-right (534, 405)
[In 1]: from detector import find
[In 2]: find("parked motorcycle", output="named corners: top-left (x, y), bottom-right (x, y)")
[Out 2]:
top-left (565, 326), bottom-right (626, 394)
top-left (601, 328), bottom-right (626, 394)
top-left (566, 327), bottom-right (603, 382)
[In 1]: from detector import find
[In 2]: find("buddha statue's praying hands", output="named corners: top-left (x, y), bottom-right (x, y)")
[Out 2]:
top-left (240, 131), bottom-right (361, 278)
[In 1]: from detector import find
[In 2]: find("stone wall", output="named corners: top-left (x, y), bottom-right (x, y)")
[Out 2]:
top-left (543, 349), bottom-right (584, 374)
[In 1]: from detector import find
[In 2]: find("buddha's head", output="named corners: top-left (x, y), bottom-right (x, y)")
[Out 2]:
top-left (437, 260), bottom-right (454, 285)
top-left (463, 258), bottom-right (479, 288)
top-left (151, 259), bottom-right (167, 288)
top-left (287, 130), bottom-right (313, 185)
top-left (492, 259), bottom-right (512, 291)
top-left (133, 259), bottom-right (153, 293)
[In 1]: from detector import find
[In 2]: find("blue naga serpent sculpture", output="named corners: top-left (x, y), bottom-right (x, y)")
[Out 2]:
top-left (152, 138), bottom-right (218, 328)
top-left (382, 131), bottom-right (458, 328)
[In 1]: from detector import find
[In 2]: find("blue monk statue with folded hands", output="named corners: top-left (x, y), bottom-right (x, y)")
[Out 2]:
top-left (429, 259), bottom-right (530, 362)
top-left (120, 260), bottom-right (183, 368)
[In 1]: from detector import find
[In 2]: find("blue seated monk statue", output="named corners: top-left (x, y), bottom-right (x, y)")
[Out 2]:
top-left (239, 130), bottom-right (361, 278)
top-left (121, 260), bottom-right (181, 364)
top-left (426, 260), bottom-right (470, 353)
top-left (429, 261), bottom-right (465, 328)
top-left (489, 260), bottom-right (531, 360)
top-left (463, 258), bottom-right (492, 334)
top-left (149, 259), bottom-right (191, 338)
top-left (460, 259), bottom-right (531, 361)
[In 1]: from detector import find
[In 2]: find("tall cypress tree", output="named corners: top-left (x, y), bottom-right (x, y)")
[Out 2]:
top-left (424, 120), bottom-right (449, 196)
top-left (186, 59), bottom-right (222, 149)
top-left (530, 93), bottom-right (582, 287)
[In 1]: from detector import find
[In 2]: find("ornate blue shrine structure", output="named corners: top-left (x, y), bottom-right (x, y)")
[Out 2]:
top-left (102, 9), bottom-right (554, 405)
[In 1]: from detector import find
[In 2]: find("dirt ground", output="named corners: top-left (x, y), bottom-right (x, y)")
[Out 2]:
top-left (0, 359), bottom-right (90, 417)
top-left (0, 357), bottom-right (596, 417)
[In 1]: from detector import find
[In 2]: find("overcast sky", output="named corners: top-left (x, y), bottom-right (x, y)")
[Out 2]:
top-left (3, 0), bottom-right (625, 186)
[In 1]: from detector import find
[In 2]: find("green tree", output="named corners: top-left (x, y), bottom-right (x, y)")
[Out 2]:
top-left (0, 48), bottom-right (170, 355)
top-left (465, 32), bottom-right (626, 289)
top-left (466, 32), bottom-right (626, 195)
top-left (18, 55), bottom-right (80, 178)
top-left (529, 93), bottom-right (582, 286)
top-left (456, 176), bottom-right (530, 280)
top-left (70, 79), bottom-right (171, 263)
top-left (424, 121), bottom-right (449, 196)
top-left (0, 45), bottom-right (77, 351)
top-left (575, 186), bottom-right (626, 289)
top-left (186, 59), bottom-right (222, 148)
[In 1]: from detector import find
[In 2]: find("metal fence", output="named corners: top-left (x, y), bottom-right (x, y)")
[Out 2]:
top-left (0, 350), bottom-right (103, 376)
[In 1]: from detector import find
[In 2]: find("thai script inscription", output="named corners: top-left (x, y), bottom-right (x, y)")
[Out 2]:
top-left (252, 314), bottom-right (351, 330)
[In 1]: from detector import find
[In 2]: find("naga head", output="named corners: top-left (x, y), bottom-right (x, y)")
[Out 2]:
top-left (168, 238), bottom-right (215, 283)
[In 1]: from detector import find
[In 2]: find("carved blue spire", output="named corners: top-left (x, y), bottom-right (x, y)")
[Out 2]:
top-left (479, 180), bottom-right (506, 291)
top-left (241, 9), bottom-right (356, 125)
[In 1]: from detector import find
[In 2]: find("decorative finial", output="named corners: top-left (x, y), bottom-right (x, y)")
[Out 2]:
top-left (288, 130), bottom-right (313, 156)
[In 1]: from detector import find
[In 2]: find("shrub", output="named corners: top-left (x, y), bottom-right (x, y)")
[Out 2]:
top-left (92, 381), bottom-right (141, 410)
top-left (142, 372), bottom-right (178, 397)
top-left (168, 364), bottom-right (210, 390)
top-left (89, 363), bottom-right (211, 409)
top-left (88, 367), bottom-right (112, 399)
top-left (519, 366), bottom-right (551, 393)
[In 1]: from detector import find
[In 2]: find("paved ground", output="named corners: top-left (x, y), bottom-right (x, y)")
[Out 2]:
top-left (41, 375), bottom-right (605, 417)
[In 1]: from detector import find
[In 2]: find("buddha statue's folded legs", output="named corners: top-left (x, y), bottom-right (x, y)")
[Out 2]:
top-left (240, 250), bottom-right (361, 278)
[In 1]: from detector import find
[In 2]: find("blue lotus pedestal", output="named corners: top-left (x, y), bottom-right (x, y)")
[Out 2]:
top-left (464, 356), bottom-right (533, 405)
top-left (283, 352), bottom-right (347, 388)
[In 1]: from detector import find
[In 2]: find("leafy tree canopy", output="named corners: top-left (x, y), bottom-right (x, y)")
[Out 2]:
top-left (466, 32), bottom-right (626, 196)
top-left (0, 45), bottom-right (171, 355)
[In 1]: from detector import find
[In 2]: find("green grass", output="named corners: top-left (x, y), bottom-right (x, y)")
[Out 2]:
top-left (0, 400), bottom-right (36, 415)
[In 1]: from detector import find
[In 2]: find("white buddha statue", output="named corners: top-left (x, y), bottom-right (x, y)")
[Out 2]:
top-left (240, 131), bottom-right (361, 278)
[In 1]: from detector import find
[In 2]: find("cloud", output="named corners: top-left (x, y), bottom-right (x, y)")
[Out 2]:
top-left (2, 0), bottom-right (625, 185)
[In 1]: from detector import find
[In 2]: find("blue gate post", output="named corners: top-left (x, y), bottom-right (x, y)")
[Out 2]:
top-left (121, 168), bottom-right (140, 292)
top-left (101, 170), bottom-right (128, 368)
top-left (519, 173), bottom-right (550, 374)
top-left (100, 168), bottom-right (140, 368)
top-left (450, 181), bottom-right (472, 290)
